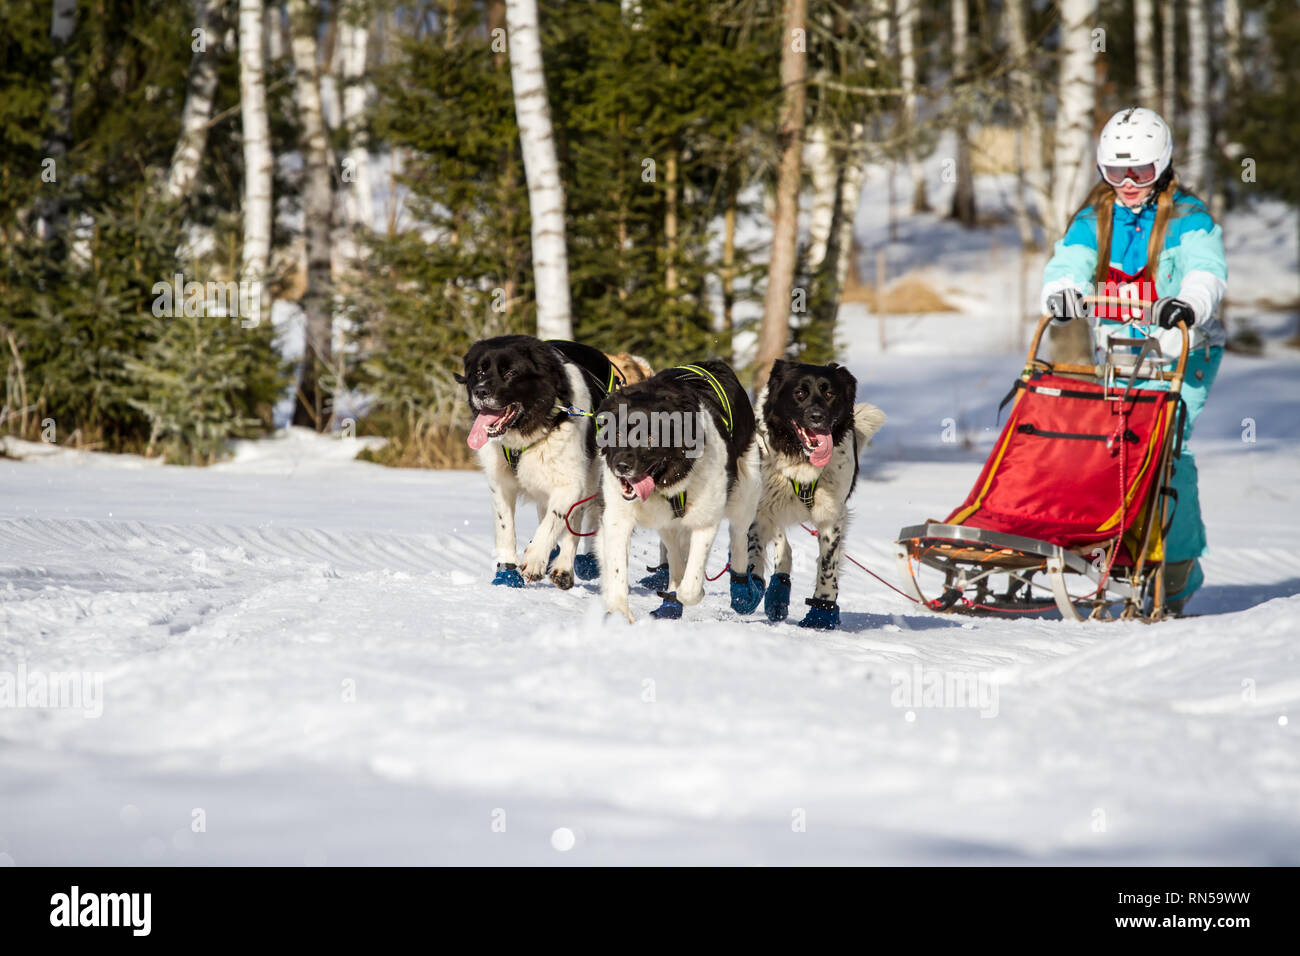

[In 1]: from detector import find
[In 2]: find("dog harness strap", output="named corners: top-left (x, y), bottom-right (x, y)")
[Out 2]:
top-left (667, 491), bottom-right (687, 519)
top-left (671, 364), bottom-right (733, 436)
top-left (790, 478), bottom-right (817, 509)
top-left (502, 446), bottom-right (524, 472)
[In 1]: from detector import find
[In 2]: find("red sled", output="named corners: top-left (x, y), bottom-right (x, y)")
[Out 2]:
top-left (897, 297), bottom-right (1190, 621)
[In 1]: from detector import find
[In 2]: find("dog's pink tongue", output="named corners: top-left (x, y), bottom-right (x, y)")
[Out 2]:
top-left (467, 411), bottom-right (506, 450)
top-left (631, 474), bottom-right (655, 501)
top-left (807, 430), bottom-right (833, 467)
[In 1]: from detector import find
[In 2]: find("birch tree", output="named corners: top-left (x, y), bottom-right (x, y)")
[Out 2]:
top-left (165, 0), bottom-right (225, 201)
top-left (1223, 0), bottom-right (1244, 94)
top-left (805, 125), bottom-right (838, 272)
top-left (833, 140), bottom-right (868, 298)
top-left (504, 0), bottom-right (572, 340)
top-left (1134, 0), bottom-right (1158, 110)
top-left (35, 0), bottom-right (77, 243)
top-left (338, 0), bottom-right (373, 257)
top-left (1006, 0), bottom-right (1047, 248)
top-left (239, 0), bottom-right (273, 327)
top-left (949, 0), bottom-right (975, 226)
top-left (1161, 0), bottom-right (1176, 127)
top-left (1048, 0), bottom-right (1097, 239)
top-left (754, 0), bottom-right (808, 389)
top-left (1184, 0), bottom-right (1211, 193)
top-left (897, 0), bottom-right (928, 212)
top-left (289, 0), bottom-right (335, 430)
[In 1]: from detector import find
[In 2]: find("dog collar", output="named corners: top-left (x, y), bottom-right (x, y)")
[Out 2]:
top-left (666, 491), bottom-right (687, 519)
top-left (500, 408), bottom-right (577, 471)
top-left (502, 444), bottom-right (530, 472)
top-left (790, 477), bottom-right (817, 509)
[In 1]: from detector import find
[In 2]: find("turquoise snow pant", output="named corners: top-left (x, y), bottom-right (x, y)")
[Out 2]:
top-left (1136, 345), bottom-right (1222, 603)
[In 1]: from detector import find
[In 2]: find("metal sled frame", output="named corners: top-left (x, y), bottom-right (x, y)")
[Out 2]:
top-left (896, 297), bottom-right (1190, 622)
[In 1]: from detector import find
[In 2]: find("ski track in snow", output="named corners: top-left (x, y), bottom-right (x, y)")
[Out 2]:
top-left (2, 369), bottom-right (1299, 865)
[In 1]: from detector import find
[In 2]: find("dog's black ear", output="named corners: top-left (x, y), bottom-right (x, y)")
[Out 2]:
top-left (453, 371), bottom-right (467, 384)
top-left (768, 359), bottom-right (793, 386)
top-left (832, 363), bottom-right (858, 403)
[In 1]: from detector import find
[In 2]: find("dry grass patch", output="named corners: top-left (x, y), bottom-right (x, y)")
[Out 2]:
top-left (842, 270), bottom-right (956, 313)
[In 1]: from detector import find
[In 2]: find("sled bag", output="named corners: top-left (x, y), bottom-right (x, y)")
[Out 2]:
top-left (946, 373), bottom-right (1177, 550)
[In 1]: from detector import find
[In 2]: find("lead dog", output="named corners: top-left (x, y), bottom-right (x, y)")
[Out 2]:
top-left (596, 360), bottom-right (762, 621)
top-left (746, 359), bottom-right (886, 629)
top-left (457, 335), bottom-right (621, 588)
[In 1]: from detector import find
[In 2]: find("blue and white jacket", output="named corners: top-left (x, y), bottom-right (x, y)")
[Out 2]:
top-left (1041, 190), bottom-right (1228, 352)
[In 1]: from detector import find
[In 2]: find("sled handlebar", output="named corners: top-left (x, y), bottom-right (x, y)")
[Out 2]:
top-left (1028, 309), bottom-right (1190, 385)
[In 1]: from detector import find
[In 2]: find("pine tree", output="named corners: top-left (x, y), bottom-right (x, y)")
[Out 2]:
top-left (0, 0), bottom-right (285, 458)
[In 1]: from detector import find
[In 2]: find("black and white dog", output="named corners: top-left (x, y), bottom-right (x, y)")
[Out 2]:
top-left (457, 335), bottom-right (620, 589)
top-left (746, 359), bottom-right (886, 629)
top-left (596, 361), bottom-right (762, 621)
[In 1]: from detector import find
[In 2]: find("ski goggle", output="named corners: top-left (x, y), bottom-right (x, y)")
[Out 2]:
top-left (1100, 162), bottom-right (1159, 187)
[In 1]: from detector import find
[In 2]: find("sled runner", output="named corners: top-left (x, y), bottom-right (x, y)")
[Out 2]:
top-left (896, 296), bottom-right (1190, 621)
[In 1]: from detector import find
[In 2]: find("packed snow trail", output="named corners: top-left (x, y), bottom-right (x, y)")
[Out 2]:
top-left (2, 347), bottom-right (1298, 865)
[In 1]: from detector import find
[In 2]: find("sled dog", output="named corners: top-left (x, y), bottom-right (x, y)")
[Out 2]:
top-left (458, 335), bottom-right (620, 589)
top-left (746, 359), bottom-right (886, 629)
top-left (595, 360), bottom-right (761, 621)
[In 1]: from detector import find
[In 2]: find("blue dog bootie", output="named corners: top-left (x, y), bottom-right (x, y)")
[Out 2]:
top-left (650, 590), bottom-right (684, 620)
top-left (798, 597), bottom-right (840, 630)
top-left (729, 570), bottom-right (765, 615)
top-left (639, 563), bottom-right (670, 591)
top-left (492, 563), bottom-right (526, 588)
top-left (573, 553), bottom-right (600, 580)
top-left (764, 573), bottom-right (792, 622)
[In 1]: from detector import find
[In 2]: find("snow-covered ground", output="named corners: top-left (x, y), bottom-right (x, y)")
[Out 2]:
top-left (2, 334), bottom-right (1298, 865)
top-left (3, 139), bottom-right (1297, 865)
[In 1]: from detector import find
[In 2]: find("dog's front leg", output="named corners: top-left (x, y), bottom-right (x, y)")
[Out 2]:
top-left (812, 517), bottom-right (845, 602)
top-left (773, 526), bottom-right (793, 576)
top-left (598, 503), bottom-right (636, 622)
top-left (548, 496), bottom-right (583, 589)
top-left (521, 491), bottom-right (580, 584)
top-left (676, 524), bottom-right (719, 606)
top-left (662, 525), bottom-right (687, 593)
top-left (489, 481), bottom-right (520, 567)
top-left (745, 520), bottom-right (767, 578)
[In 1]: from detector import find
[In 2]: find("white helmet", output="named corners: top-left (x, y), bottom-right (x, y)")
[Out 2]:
top-left (1096, 107), bottom-right (1173, 188)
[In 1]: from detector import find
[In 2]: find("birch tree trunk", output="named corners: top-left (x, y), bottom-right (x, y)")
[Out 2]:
top-left (1184, 0), bottom-right (1211, 193)
top-left (1223, 0), bottom-right (1244, 94)
top-left (165, 0), bottom-right (224, 201)
top-left (897, 0), bottom-right (928, 212)
top-left (504, 0), bottom-right (572, 340)
top-left (265, 1), bottom-right (283, 61)
top-left (805, 124), bottom-right (838, 273)
top-left (1134, 0), bottom-right (1158, 109)
top-left (1161, 0), bottom-right (1176, 127)
top-left (1049, 0), bottom-right (1097, 239)
top-left (831, 125), bottom-right (869, 309)
top-left (35, 0), bottom-right (77, 243)
top-left (289, 0), bottom-right (335, 430)
top-left (949, 0), bottom-right (976, 226)
top-left (239, 0), bottom-right (273, 327)
top-left (754, 0), bottom-right (808, 390)
top-left (721, 167), bottom-right (737, 356)
top-left (1007, 0), bottom-right (1047, 248)
top-left (338, 0), bottom-right (373, 255)
top-left (871, 0), bottom-right (890, 52)
top-left (664, 150), bottom-right (679, 295)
